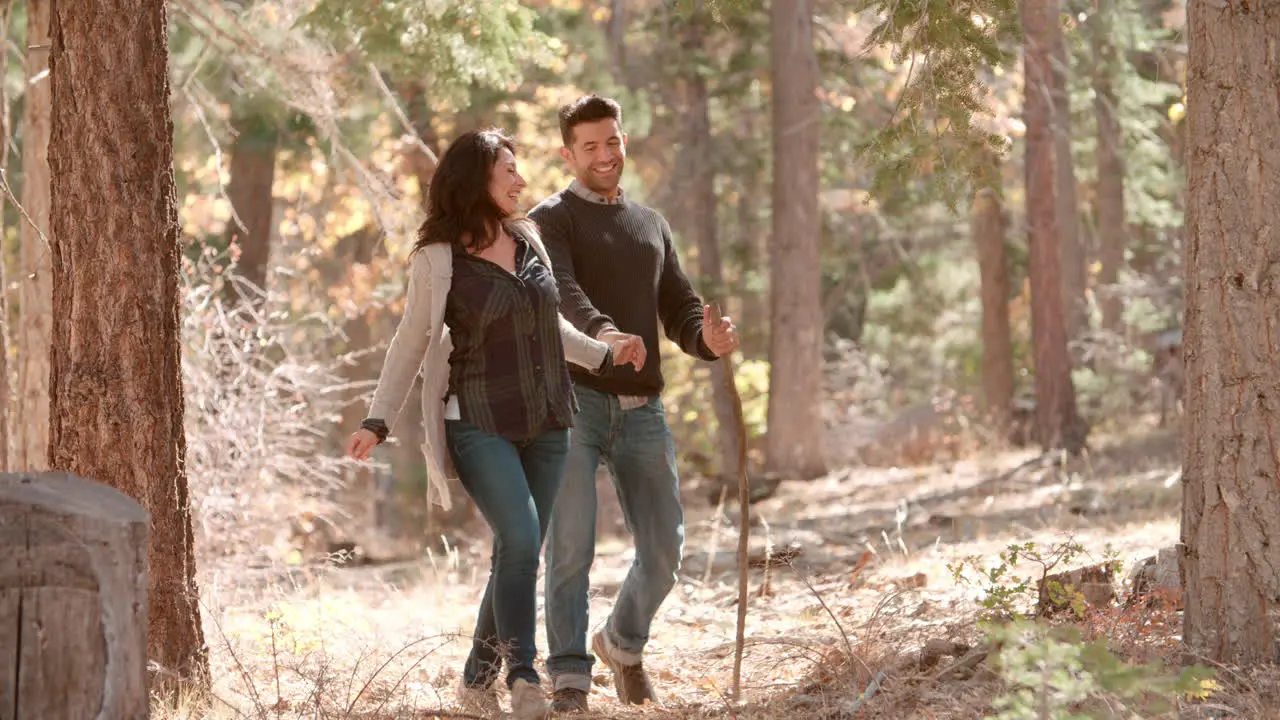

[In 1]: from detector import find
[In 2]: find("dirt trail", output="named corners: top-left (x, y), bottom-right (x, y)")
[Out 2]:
top-left (190, 428), bottom-right (1183, 719)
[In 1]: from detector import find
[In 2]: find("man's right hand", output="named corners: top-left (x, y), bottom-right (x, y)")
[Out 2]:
top-left (600, 330), bottom-right (646, 371)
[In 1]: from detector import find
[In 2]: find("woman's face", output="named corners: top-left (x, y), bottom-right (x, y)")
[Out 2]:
top-left (488, 147), bottom-right (527, 217)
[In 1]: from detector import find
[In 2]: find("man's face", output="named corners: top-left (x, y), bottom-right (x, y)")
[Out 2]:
top-left (560, 118), bottom-right (627, 194)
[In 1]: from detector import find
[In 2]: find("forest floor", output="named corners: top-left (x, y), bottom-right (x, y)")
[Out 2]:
top-left (160, 421), bottom-right (1280, 719)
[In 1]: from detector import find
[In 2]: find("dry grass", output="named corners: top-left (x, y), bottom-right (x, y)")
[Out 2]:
top-left (155, 424), bottom-right (1268, 719)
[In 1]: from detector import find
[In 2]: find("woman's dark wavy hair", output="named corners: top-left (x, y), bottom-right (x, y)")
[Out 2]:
top-left (412, 128), bottom-right (533, 255)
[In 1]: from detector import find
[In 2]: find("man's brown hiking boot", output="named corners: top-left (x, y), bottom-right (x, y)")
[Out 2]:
top-left (549, 687), bottom-right (589, 713)
top-left (591, 630), bottom-right (657, 705)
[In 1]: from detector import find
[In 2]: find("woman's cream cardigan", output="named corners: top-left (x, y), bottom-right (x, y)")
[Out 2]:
top-left (365, 233), bottom-right (609, 511)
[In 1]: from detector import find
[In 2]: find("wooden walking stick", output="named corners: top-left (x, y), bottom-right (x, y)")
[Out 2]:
top-left (710, 303), bottom-right (751, 702)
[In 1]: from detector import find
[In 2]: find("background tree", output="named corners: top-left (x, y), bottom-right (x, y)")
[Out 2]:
top-left (221, 89), bottom-right (280, 306)
top-left (1179, 0), bottom-right (1280, 666)
top-left (1022, 0), bottom-right (1087, 452)
top-left (971, 152), bottom-right (1015, 430)
top-left (1088, 0), bottom-right (1128, 334)
top-left (766, 0), bottom-right (826, 479)
top-left (1049, 9), bottom-right (1088, 342)
top-left (47, 0), bottom-right (207, 683)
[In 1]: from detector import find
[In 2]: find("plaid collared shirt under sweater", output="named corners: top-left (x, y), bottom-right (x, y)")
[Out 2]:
top-left (444, 235), bottom-right (577, 440)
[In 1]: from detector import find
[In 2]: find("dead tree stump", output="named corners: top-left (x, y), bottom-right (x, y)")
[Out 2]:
top-left (0, 472), bottom-right (150, 719)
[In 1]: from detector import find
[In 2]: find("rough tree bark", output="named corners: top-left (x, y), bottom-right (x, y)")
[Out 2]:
top-left (680, 5), bottom-right (741, 481)
top-left (1090, 0), bottom-right (1128, 333)
top-left (1049, 5), bottom-right (1089, 341)
top-left (16, 0), bottom-right (51, 472)
top-left (971, 159), bottom-right (1015, 431)
top-left (766, 0), bottom-right (827, 479)
top-left (47, 0), bottom-right (208, 684)
top-left (1023, 0), bottom-right (1087, 453)
top-left (1179, 0), bottom-right (1280, 667)
top-left (222, 109), bottom-right (278, 305)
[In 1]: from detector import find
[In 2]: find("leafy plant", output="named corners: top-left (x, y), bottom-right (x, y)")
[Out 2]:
top-left (949, 539), bottom-right (1100, 621)
top-left (987, 620), bottom-right (1216, 719)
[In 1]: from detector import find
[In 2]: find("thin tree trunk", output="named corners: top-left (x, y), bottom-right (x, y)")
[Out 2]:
top-left (682, 5), bottom-right (741, 481)
top-left (16, 0), bottom-right (51, 472)
top-left (48, 0), bottom-right (207, 685)
top-left (971, 160), bottom-right (1015, 431)
top-left (1179, 0), bottom-right (1280, 667)
top-left (338, 226), bottom-right (381, 540)
top-left (1049, 7), bottom-right (1089, 341)
top-left (605, 0), bottom-right (629, 85)
top-left (766, 0), bottom-right (826, 479)
top-left (1090, 0), bottom-right (1128, 333)
top-left (0, 0), bottom-right (13, 472)
top-left (1023, 0), bottom-right (1087, 454)
top-left (738, 111), bottom-right (769, 359)
top-left (222, 109), bottom-right (278, 305)
top-left (393, 80), bottom-right (439, 541)
top-left (397, 80), bottom-right (440, 205)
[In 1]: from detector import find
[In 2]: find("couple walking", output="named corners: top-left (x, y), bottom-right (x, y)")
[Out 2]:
top-left (346, 94), bottom-right (740, 719)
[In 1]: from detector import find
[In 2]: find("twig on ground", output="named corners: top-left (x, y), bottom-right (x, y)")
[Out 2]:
top-left (846, 669), bottom-right (889, 714)
top-left (703, 484), bottom-right (728, 585)
top-left (931, 647), bottom-right (990, 682)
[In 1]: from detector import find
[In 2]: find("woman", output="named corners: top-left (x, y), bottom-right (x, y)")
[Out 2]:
top-left (345, 129), bottom-right (645, 720)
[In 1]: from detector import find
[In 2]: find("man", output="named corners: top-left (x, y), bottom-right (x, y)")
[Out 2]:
top-left (528, 95), bottom-right (740, 713)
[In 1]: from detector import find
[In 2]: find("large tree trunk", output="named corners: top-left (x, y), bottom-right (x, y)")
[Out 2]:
top-left (1090, 0), bottom-right (1128, 333)
top-left (1049, 7), bottom-right (1089, 342)
top-left (971, 163), bottom-right (1015, 432)
top-left (681, 5), bottom-right (741, 481)
top-left (222, 109), bottom-right (278, 306)
top-left (1179, 0), bottom-right (1280, 667)
top-left (766, 0), bottom-right (826, 479)
top-left (16, 0), bottom-right (51, 472)
top-left (47, 0), bottom-right (208, 685)
top-left (1023, 0), bottom-right (1087, 453)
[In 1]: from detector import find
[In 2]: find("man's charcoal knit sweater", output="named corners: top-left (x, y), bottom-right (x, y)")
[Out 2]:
top-left (529, 188), bottom-right (717, 397)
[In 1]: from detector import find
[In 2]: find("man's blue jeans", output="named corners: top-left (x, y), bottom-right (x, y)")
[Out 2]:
top-left (445, 419), bottom-right (569, 689)
top-left (543, 386), bottom-right (685, 691)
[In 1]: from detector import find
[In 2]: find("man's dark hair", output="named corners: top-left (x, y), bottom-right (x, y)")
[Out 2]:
top-left (558, 95), bottom-right (623, 147)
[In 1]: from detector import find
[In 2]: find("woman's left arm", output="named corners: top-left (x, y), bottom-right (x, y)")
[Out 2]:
top-left (559, 314), bottom-right (611, 372)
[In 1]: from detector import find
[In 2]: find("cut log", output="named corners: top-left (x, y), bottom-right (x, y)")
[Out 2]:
top-left (0, 473), bottom-right (150, 720)
top-left (1036, 562), bottom-right (1117, 616)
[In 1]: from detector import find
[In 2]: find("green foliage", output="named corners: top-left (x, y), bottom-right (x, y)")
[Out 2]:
top-left (299, 0), bottom-right (556, 101)
top-left (987, 621), bottom-right (1217, 719)
top-left (849, 0), bottom-right (1019, 210)
top-left (1069, 0), bottom-right (1184, 229)
top-left (948, 539), bottom-right (1099, 622)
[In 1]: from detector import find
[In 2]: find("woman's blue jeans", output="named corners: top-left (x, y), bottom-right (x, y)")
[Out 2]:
top-left (445, 419), bottom-right (569, 689)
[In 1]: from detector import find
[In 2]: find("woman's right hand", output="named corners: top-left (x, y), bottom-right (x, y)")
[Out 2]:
top-left (346, 429), bottom-right (379, 460)
top-left (603, 331), bottom-right (646, 371)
